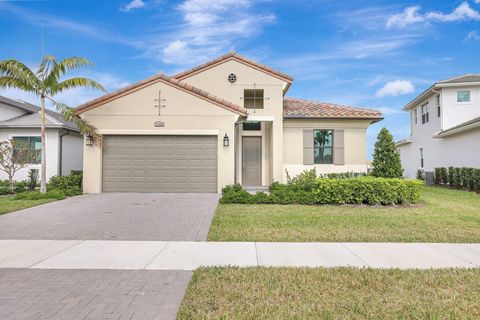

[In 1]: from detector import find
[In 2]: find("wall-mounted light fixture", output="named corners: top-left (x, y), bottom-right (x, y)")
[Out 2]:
top-left (86, 134), bottom-right (94, 146)
top-left (223, 133), bottom-right (230, 147)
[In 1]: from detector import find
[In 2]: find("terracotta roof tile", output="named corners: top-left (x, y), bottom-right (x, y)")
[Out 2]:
top-left (283, 97), bottom-right (383, 121)
top-left (173, 51), bottom-right (294, 82)
top-left (76, 73), bottom-right (247, 116)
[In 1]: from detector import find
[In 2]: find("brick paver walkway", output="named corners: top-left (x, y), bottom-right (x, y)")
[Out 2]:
top-left (0, 269), bottom-right (191, 320)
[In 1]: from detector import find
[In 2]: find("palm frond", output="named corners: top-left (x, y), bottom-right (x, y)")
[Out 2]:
top-left (51, 77), bottom-right (106, 95)
top-left (44, 57), bottom-right (94, 87)
top-left (0, 77), bottom-right (39, 94)
top-left (52, 101), bottom-right (102, 145)
top-left (0, 60), bottom-right (39, 90)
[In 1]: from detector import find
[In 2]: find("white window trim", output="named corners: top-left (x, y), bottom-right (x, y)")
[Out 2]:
top-left (456, 90), bottom-right (471, 104)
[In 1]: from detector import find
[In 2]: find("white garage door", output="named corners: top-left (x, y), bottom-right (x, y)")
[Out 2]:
top-left (102, 135), bottom-right (217, 192)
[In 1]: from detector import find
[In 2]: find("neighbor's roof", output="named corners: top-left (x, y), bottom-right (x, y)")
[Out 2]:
top-left (404, 74), bottom-right (480, 110)
top-left (438, 74), bottom-right (480, 84)
top-left (0, 95), bottom-right (78, 131)
top-left (283, 97), bottom-right (383, 121)
top-left (0, 95), bottom-right (40, 114)
top-left (75, 73), bottom-right (247, 116)
top-left (172, 51), bottom-right (294, 91)
top-left (434, 116), bottom-right (480, 138)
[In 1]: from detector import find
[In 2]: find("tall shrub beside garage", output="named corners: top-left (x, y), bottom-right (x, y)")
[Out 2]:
top-left (371, 128), bottom-right (403, 178)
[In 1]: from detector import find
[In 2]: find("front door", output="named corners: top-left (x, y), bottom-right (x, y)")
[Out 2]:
top-left (242, 136), bottom-right (262, 186)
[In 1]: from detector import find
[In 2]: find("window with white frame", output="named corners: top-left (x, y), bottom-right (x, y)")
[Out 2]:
top-left (414, 109), bottom-right (418, 124)
top-left (421, 102), bottom-right (429, 124)
top-left (456, 90), bottom-right (470, 103)
top-left (436, 94), bottom-right (441, 117)
top-left (313, 129), bottom-right (333, 164)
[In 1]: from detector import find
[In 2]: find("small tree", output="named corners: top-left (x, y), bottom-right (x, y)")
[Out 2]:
top-left (0, 140), bottom-right (35, 192)
top-left (372, 127), bottom-right (403, 178)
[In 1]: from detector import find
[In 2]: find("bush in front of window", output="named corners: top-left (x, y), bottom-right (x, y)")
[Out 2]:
top-left (220, 177), bottom-right (424, 205)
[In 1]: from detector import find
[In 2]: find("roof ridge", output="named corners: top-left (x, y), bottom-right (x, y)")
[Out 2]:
top-left (76, 73), bottom-right (247, 116)
top-left (438, 74), bottom-right (480, 83)
top-left (172, 51), bottom-right (294, 82)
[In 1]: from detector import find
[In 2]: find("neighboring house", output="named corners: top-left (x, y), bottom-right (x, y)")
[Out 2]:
top-left (0, 95), bottom-right (83, 181)
top-left (397, 75), bottom-right (480, 179)
top-left (76, 52), bottom-right (382, 193)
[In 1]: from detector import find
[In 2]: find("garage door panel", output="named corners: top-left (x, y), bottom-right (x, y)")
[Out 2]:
top-left (102, 135), bottom-right (218, 193)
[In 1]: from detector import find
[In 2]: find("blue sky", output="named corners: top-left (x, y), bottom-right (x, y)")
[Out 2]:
top-left (1, 0), bottom-right (480, 157)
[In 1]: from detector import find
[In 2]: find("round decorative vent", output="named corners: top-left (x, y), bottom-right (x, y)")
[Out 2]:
top-left (228, 73), bottom-right (237, 83)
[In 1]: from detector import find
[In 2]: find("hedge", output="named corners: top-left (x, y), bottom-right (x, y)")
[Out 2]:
top-left (46, 171), bottom-right (83, 196)
top-left (220, 177), bottom-right (424, 205)
top-left (434, 167), bottom-right (480, 192)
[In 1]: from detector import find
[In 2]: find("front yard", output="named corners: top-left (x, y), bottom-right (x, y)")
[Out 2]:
top-left (208, 186), bottom-right (480, 242)
top-left (178, 267), bottom-right (480, 319)
top-left (0, 195), bottom-right (54, 216)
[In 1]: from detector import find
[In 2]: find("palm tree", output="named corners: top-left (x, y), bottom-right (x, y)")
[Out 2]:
top-left (0, 56), bottom-right (106, 192)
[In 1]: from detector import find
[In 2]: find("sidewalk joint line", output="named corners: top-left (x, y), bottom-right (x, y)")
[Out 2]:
top-left (254, 242), bottom-right (259, 266)
top-left (144, 242), bottom-right (171, 269)
top-left (28, 240), bottom-right (85, 268)
top-left (341, 243), bottom-right (370, 267)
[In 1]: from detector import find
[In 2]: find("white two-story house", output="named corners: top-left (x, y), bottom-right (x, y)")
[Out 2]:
top-left (397, 75), bottom-right (480, 178)
top-left (76, 52), bottom-right (382, 193)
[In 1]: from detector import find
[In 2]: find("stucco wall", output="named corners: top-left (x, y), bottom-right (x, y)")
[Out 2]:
top-left (282, 119), bottom-right (370, 178)
top-left (61, 132), bottom-right (83, 176)
top-left (178, 59), bottom-right (287, 182)
top-left (80, 79), bottom-right (239, 193)
top-left (0, 128), bottom-right (59, 181)
top-left (442, 86), bottom-right (480, 130)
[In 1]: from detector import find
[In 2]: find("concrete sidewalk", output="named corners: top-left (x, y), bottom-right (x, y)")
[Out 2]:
top-left (1, 240), bottom-right (479, 270)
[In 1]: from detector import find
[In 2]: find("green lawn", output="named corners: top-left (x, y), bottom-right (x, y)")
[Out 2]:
top-left (178, 267), bottom-right (480, 320)
top-left (208, 186), bottom-right (480, 242)
top-left (0, 196), bottom-right (55, 215)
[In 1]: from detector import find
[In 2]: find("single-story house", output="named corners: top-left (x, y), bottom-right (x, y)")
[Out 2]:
top-left (76, 52), bottom-right (382, 193)
top-left (0, 95), bottom-right (83, 181)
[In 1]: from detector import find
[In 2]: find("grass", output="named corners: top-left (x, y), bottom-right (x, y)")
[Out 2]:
top-left (178, 267), bottom-right (480, 320)
top-left (208, 186), bottom-right (480, 242)
top-left (0, 195), bottom-right (55, 215)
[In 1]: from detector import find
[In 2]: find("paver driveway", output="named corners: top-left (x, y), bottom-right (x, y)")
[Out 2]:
top-left (0, 193), bottom-right (220, 320)
top-left (0, 193), bottom-right (220, 240)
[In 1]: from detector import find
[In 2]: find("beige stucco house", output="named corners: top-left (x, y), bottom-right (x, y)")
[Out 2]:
top-left (76, 52), bottom-right (382, 193)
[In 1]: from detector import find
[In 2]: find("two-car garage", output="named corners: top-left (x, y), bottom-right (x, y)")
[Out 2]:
top-left (102, 135), bottom-right (218, 193)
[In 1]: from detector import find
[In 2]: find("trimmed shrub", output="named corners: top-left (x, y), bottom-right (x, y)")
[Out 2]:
top-left (371, 128), bottom-right (403, 178)
top-left (416, 170), bottom-right (425, 181)
top-left (14, 189), bottom-right (66, 201)
top-left (435, 166), bottom-right (480, 192)
top-left (221, 177), bottom-right (423, 205)
top-left (46, 172), bottom-right (83, 196)
top-left (27, 169), bottom-right (39, 190)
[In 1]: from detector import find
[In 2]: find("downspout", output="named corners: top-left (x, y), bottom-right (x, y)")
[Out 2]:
top-left (58, 130), bottom-right (70, 176)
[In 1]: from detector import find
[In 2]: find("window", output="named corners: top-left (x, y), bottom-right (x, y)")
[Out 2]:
top-left (419, 148), bottom-right (424, 168)
top-left (242, 121), bottom-right (261, 131)
top-left (244, 89), bottom-right (264, 109)
top-left (421, 102), bottom-right (429, 124)
top-left (436, 95), bottom-right (441, 117)
top-left (457, 91), bottom-right (471, 103)
top-left (313, 129), bottom-right (333, 164)
top-left (413, 109), bottom-right (418, 124)
top-left (12, 136), bottom-right (41, 164)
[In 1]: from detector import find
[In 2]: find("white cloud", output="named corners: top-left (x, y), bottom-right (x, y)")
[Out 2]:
top-left (387, 2), bottom-right (480, 28)
top-left (375, 80), bottom-right (415, 97)
top-left (465, 30), bottom-right (480, 42)
top-left (121, 0), bottom-right (146, 12)
top-left (151, 0), bottom-right (275, 65)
